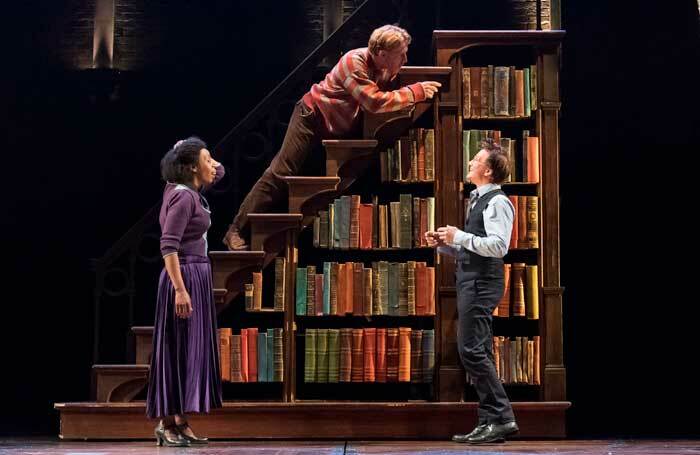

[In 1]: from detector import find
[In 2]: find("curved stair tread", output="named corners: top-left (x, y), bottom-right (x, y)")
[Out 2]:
top-left (209, 250), bottom-right (267, 311)
top-left (92, 364), bottom-right (150, 402)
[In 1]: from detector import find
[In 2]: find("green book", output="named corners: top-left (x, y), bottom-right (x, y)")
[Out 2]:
top-left (468, 129), bottom-right (480, 165)
top-left (523, 67), bottom-right (531, 118)
top-left (323, 262), bottom-right (331, 315)
top-left (399, 194), bottom-right (412, 248)
top-left (306, 265), bottom-right (316, 316)
top-left (295, 267), bottom-right (307, 316)
top-left (266, 328), bottom-right (274, 382)
top-left (379, 261), bottom-right (389, 315)
top-left (257, 332), bottom-right (268, 382)
top-left (328, 329), bottom-right (340, 383)
top-left (304, 329), bottom-right (317, 383)
top-left (339, 196), bottom-right (351, 250)
top-left (328, 203), bottom-right (335, 249)
top-left (319, 210), bottom-right (329, 248)
top-left (388, 262), bottom-right (399, 316)
top-left (316, 329), bottom-right (329, 383)
top-left (398, 262), bottom-right (408, 316)
top-left (332, 199), bottom-right (341, 249)
top-left (273, 328), bottom-right (284, 382)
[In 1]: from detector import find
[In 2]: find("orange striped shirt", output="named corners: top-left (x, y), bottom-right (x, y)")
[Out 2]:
top-left (302, 48), bottom-right (425, 137)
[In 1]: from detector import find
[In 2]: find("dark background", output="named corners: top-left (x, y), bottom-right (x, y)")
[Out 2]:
top-left (2, 0), bottom-right (699, 438)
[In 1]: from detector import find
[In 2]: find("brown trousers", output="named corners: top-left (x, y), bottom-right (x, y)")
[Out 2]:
top-left (231, 101), bottom-right (321, 235)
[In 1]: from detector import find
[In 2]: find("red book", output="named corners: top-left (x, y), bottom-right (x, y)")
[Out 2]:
top-left (345, 262), bottom-right (354, 314)
top-left (398, 327), bottom-right (411, 382)
top-left (350, 195), bottom-right (361, 249)
top-left (419, 198), bottom-right (428, 246)
top-left (351, 329), bottom-right (364, 382)
top-left (359, 203), bottom-right (373, 249)
top-left (363, 328), bottom-right (376, 382)
top-left (386, 328), bottom-right (399, 382)
top-left (526, 136), bottom-right (540, 183)
top-left (415, 262), bottom-right (427, 315)
top-left (509, 195), bottom-right (519, 250)
top-left (375, 328), bottom-right (387, 382)
top-left (353, 262), bottom-right (363, 315)
top-left (218, 328), bottom-right (232, 382)
top-left (426, 267), bottom-right (436, 315)
top-left (240, 329), bottom-right (249, 382)
top-left (247, 327), bottom-right (258, 382)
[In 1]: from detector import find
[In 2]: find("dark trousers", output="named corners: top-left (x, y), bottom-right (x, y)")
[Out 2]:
top-left (456, 266), bottom-right (515, 425)
top-left (231, 100), bottom-right (321, 234)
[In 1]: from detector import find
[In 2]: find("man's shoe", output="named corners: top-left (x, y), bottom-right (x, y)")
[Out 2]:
top-left (452, 423), bottom-right (488, 442)
top-left (467, 421), bottom-right (519, 444)
top-left (223, 228), bottom-right (248, 251)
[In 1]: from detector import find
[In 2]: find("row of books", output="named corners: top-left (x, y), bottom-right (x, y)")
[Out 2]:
top-left (380, 128), bottom-right (435, 182)
top-left (462, 129), bottom-right (539, 183)
top-left (244, 257), bottom-right (286, 312)
top-left (312, 194), bottom-right (435, 250)
top-left (218, 328), bottom-right (284, 383)
top-left (304, 328), bottom-right (435, 383)
top-left (494, 336), bottom-right (540, 385)
top-left (296, 261), bottom-right (436, 317)
top-left (495, 264), bottom-right (539, 319)
top-left (461, 65), bottom-right (538, 119)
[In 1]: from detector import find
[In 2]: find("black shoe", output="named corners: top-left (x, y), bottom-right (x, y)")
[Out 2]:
top-left (155, 423), bottom-right (190, 447)
top-left (176, 422), bottom-right (209, 444)
top-left (467, 421), bottom-right (519, 444)
top-left (452, 423), bottom-right (488, 442)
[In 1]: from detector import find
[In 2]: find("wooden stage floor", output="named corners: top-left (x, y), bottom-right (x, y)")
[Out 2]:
top-left (1, 439), bottom-right (699, 454)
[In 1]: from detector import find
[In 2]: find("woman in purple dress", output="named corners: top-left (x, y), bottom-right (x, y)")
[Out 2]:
top-left (146, 137), bottom-right (224, 447)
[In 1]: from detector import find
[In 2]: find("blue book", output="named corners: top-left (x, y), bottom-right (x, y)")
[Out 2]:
top-left (266, 328), bottom-right (274, 382)
top-left (296, 268), bottom-right (307, 316)
top-left (257, 332), bottom-right (268, 382)
top-left (323, 262), bottom-right (331, 315)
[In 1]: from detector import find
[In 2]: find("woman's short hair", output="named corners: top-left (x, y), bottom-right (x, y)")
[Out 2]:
top-left (481, 138), bottom-right (510, 184)
top-left (368, 25), bottom-right (411, 55)
top-left (160, 136), bottom-right (207, 184)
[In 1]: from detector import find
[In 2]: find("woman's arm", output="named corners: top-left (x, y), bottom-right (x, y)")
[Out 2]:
top-left (163, 253), bottom-right (192, 319)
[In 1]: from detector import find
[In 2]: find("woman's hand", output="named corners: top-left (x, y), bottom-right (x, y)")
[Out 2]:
top-left (175, 288), bottom-right (193, 319)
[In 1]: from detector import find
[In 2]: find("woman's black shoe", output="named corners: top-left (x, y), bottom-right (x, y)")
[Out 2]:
top-left (176, 422), bottom-right (209, 444)
top-left (155, 423), bottom-right (190, 447)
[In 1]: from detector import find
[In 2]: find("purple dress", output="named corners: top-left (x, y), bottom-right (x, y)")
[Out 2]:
top-left (146, 165), bottom-right (225, 419)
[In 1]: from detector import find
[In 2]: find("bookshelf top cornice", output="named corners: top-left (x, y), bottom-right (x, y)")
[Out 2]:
top-left (432, 30), bottom-right (565, 49)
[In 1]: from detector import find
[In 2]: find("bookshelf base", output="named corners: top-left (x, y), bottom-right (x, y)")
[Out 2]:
top-left (55, 400), bottom-right (569, 439)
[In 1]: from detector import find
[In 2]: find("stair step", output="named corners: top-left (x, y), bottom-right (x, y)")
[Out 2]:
top-left (396, 65), bottom-right (453, 85)
top-left (284, 176), bottom-right (340, 215)
top-left (55, 401), bottom-right (569, 439)
top-left (322, 139), bottom-right (378, 178)
top-left (91, 364), bottom-right (149, 402)
top-left (364, 66), bottom-right (452, 144)
top-left (248, 213), bottom-right (303, 252)
top-left (209, 250), bottom-right (266, 310)
top-left (131, 326), bottom-right (153, 365)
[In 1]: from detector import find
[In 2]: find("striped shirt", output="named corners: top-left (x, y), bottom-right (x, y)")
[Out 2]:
top-left (302, 48), bottom-right (426, 137)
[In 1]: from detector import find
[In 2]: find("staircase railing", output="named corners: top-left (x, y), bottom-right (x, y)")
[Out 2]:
top-left (90, 0), bottom-right (400, 365)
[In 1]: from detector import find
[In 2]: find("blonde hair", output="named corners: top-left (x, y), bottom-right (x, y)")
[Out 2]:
top-left (368, 25), bottom-right (411, 55)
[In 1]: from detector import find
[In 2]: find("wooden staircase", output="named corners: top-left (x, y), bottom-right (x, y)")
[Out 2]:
top-left (54, 63), bottom-right (567, 439)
